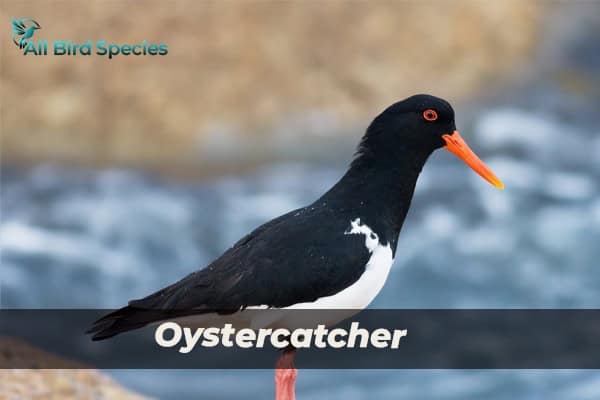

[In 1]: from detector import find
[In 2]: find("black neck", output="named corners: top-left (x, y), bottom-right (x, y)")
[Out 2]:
top-left (319, 143), bottom-right (433, 249)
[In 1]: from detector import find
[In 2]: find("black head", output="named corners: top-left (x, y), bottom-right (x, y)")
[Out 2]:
top-left (355, 94), bottom-right (504, 189)
top-left (361, 94), bottom-right (456, 157)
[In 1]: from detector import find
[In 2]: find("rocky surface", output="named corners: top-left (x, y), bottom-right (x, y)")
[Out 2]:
top-left (0, 337), bottom-right (150, 400)
top-left (1, 0), bottom-right (543, 171)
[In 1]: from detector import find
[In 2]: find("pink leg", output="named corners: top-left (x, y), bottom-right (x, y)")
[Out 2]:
top-left (275, 348), bottom-right (297, 400)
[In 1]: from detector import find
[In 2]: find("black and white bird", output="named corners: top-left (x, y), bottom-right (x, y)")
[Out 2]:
top-left (88, 94), bottom-right (503, 400)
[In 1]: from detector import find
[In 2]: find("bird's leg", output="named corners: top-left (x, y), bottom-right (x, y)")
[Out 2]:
top-left (275, 348), bottom-right (297, 400)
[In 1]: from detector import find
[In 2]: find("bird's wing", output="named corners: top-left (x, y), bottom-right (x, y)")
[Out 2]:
top-left (11, 18), bottom-right (26, 35)
top-left (131, 207), bottom-right (371, 310)
top-left (89, 207), bottom-right (372, 340)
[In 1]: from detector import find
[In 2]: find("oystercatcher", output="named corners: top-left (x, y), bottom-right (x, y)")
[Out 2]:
top-left (88, 94), bottom-right (503, 399)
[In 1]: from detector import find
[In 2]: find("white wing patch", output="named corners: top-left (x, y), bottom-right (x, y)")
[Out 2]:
top-left (344, 217), bottom-right (380, 252)
top-left (283, 218), bottom-right (394, 311)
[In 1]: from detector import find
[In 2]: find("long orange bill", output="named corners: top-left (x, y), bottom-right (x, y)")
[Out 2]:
top-left (442, 130), bottom-right (504, 189)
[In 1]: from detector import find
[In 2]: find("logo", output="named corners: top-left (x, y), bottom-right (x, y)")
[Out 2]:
top-left (11, 18), bottom-right (41, 49)
top-left (10, 17), bottom-right (168, 59)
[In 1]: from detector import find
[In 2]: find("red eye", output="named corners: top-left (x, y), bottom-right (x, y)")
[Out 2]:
top-left (423, 109), bottom-right (438, 121)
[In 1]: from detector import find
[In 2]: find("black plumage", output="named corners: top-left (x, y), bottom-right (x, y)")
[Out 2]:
top-left (88, 94), bottom-right (460, 340)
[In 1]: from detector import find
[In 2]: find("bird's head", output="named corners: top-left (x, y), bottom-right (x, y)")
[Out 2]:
top-left (359, 94), bottom-right (503, 189)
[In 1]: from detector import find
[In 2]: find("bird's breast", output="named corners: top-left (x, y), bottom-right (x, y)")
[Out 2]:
top-left (285, 217), bottom-right (394, 310)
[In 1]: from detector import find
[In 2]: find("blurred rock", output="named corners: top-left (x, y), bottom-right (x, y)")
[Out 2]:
top-left (0, 337), bottom-right (150, 399)
top-left (1, 0), bottom-right (544, 172)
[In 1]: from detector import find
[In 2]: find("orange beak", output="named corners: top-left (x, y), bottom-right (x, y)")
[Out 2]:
top-left (442, 131), bottom-right (504, 189)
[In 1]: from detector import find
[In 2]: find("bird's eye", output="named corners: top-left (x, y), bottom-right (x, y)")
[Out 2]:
top-left (423, 109), bottom-right (438, 121)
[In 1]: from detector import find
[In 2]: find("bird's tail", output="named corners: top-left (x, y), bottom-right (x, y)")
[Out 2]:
top-left (86, 306), bottom-right (174, 341)
top-left (87, 271), bottom-right (223, 340)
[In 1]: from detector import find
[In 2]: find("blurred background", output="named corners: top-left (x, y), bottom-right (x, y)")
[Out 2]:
top-left (1, 0), bottom-right (600, 399)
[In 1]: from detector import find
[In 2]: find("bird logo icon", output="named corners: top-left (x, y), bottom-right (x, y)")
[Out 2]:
top-left (11, 18), bottom-right (41, 49)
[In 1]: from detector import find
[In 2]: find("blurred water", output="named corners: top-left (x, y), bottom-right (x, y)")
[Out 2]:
top-left (1, 103), bottom-right (600, 398)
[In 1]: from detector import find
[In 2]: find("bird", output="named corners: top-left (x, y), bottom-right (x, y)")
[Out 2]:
top-left (88, 94), bottom-right (503, 400)
top-left (11, 18), bottom-right (41, 49)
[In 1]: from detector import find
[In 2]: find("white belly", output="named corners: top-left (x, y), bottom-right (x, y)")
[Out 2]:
top-left (285, 218), bottom-right (394, 310)
top-left (175, 218), bottom-right (394, 329)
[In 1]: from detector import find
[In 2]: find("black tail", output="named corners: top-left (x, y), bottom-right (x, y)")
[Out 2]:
top-left (86, 306), bottom-right (224, 341)
top-left (87, 274), bottom-right (205, 340)
top-left (86, 306), bottom-right (176, 341)
top-left (87, 269), bottom-right (232, 340)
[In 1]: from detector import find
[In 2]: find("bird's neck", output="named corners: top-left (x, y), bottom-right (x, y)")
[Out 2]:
top-left (320, 145), bottom-right (432, 248)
